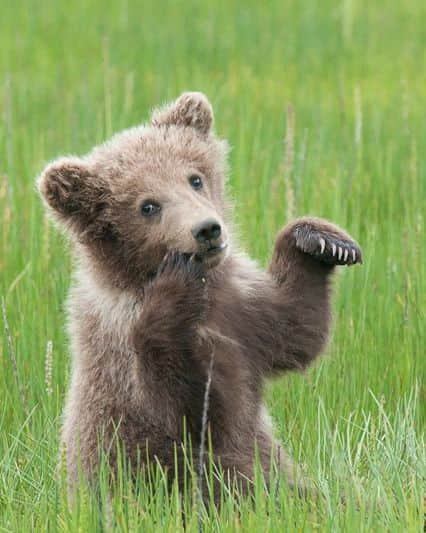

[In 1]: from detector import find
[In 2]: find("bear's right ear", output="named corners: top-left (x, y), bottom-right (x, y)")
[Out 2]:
top-left (38, 157), bottom-right (110, 234)
top-left (151, 92), bottom-right (213, 136)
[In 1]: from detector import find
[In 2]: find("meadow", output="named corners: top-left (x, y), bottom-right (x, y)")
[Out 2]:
top-left (0, 0), bottom-right (425, 530)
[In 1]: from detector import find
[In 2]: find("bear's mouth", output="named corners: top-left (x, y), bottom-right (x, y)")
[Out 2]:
top-left (190, 242), bottom-right (228, 266)
top-left (200, 242), bottom-right (227, 258)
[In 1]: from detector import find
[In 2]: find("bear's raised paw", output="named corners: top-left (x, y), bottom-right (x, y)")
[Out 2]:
top-left (293, 220), bottom-right (363, 266)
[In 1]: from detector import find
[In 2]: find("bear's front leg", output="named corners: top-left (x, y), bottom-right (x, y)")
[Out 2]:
top-left (265, 216), bottom-right (362, 372)
top-left (132, 251), bottom-right (210, 436)
top-left (133, 250), bottom-right (208, 362)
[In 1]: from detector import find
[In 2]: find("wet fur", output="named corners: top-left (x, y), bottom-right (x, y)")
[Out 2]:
top-left (38, 92), bottom-right (362, 502)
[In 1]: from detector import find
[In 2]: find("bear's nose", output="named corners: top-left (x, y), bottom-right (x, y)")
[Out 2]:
top-left (191, 218), bottom-right (222, 243)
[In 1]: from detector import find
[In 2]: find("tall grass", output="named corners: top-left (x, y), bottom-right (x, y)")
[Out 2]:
top-left (0, 0), bottom-right (425, 530)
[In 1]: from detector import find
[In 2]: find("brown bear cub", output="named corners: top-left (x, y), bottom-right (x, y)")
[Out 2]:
top-left (38, 92), bottom-right (362, 501)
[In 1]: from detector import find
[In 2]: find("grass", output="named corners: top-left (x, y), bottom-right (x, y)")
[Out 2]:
top-left (0, 0), bottom-right (425, 530)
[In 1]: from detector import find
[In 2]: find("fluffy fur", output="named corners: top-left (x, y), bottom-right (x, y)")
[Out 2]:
top-left (38, 92), bottom-right (362, 501)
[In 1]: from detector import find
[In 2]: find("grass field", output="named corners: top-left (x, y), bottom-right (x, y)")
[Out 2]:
top-left (0, 1), bottom-right (425, 530)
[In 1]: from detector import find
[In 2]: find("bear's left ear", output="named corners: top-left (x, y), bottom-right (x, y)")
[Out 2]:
top-left (151, 92), bottom-right (213, 136)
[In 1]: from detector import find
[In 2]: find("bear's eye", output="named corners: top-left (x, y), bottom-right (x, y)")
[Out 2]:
top-left (140, 200), bottom-right (161, 217)
top-left (189, 175), bottom-right (203, 190)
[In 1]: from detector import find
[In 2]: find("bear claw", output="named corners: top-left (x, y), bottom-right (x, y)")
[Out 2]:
top-left (157, 251), bottom-right (206, 281)
top-left (293, 222), bottom-right (362, 267)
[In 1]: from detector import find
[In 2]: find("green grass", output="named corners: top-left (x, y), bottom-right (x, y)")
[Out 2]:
top-left (0, 0), bottom-right (425, 530)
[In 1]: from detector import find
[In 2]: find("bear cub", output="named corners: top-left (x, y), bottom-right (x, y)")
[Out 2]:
top-left (38, 92), bottom-right (362, 500)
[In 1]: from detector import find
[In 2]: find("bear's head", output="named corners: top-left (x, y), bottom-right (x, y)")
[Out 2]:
top-left (38, 92), bottom-right (231, 289)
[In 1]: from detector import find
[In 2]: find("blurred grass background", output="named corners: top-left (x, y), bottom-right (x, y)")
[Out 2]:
top-left (0, 0), bottom-right (425, 530)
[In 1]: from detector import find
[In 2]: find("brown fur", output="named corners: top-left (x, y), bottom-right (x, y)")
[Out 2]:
top-left (38, 92), bottom-right (362, 502)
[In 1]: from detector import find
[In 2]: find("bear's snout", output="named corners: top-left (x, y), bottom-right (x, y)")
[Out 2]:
top-left (191, 218), bottom-right (222, 244)
top-left (189, 217), bottom-right (227, 267)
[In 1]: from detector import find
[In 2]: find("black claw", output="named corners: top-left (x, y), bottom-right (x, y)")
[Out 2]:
top-left (157, 250), bottom-right (206, 282)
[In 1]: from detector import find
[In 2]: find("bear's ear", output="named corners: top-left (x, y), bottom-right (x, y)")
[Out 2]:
top-left (38, 156), bottom-right (110, 234)
top-left (151, 92), bottom-right (213, 135)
